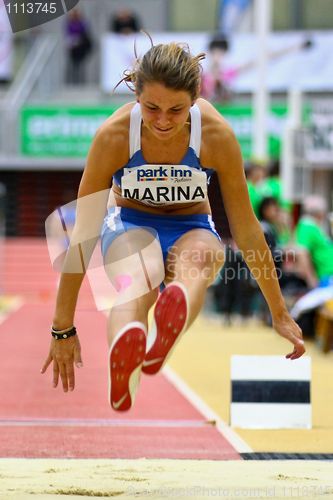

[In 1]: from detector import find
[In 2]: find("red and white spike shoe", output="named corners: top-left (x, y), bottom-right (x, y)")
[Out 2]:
top-left (108, 321), bottom-right (147, 411)
top-left (142, 281), bottom-right (189, 375)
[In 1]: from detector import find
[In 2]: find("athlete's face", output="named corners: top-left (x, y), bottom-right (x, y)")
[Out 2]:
top-left (138, 82), bottom-right (193, 141)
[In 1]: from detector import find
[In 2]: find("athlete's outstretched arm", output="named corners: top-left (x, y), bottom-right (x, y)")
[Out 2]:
top-left (41, 117), bottom-right (130, 391)
top-left (208, 119), bottom-right (305, 360)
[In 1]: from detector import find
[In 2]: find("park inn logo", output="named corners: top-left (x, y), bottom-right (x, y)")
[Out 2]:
top-left (122, 164), bottom-right (208, 205)
top-left (136, 165), bottom-right (193, 181)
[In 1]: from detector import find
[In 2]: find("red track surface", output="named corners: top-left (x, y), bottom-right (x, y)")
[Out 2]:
top-left (0, 239), bottom-right (240, 460)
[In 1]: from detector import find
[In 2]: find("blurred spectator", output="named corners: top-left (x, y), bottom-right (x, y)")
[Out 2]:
top-left (210, 165), bottom-right (260, 324)
top-left (212, 181), bottom-right (262, 325)
top-left (65, 8), bottom-right (93, 85)
top-left (295, 195), bottom-right (333, 286)
top-left (257, 197), bottom-right (284, 323)
top-left (244, 161), bottom-right (266, 218)
top-left (257, 159), bottom-right (292, 245)
top-left (201, 34), bottom-right (313, 103)
top-left (212, 242), bottom-right (257, 325)
top-left (258, 197), bottom-right (283, 260)
top-left (201, 33), bottom-right (235, 102)
top-left (257, 196), bottom-right (309, 322)
top-left (258, 159), bottom-right (291, 212)
top-left (258, 196), bottom-right (307, 285)
top-left (110, 8), bottom-right (141, 34)
top-left (289, 195), bottom-right (333, 336)
top-left (250, 195), bottom-right (321, 326)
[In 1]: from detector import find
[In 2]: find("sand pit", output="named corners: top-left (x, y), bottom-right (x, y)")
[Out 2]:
top-left (0, 458), bottom-right (332, 499)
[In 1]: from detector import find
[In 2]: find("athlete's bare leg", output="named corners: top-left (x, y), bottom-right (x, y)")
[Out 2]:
top-left (106, 290), bottom-right (158, 347)
top-left (165, 228), bottom-right (225, 327)
top-left (103, 228), bottom-right (164, 345)
top-left (143, 229), bottom-right (225, 375)
top-left (103, 227), bottom-right (165, 410)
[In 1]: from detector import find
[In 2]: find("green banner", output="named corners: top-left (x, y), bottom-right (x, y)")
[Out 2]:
top-left (21, 103), bottom-right (293, 159)
top-left (21, 106), bottom-right (118, 157)
top-left (215, 104), bottom-right (289, 160)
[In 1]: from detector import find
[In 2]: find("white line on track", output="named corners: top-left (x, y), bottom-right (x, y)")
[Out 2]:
top-left (0, 418), bottom-right (216, 428)
top-left (163, 365), bottom-right (253, 454)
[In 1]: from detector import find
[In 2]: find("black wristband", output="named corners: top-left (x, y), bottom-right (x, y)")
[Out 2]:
top-left (51, 326), bottom-right (77, 340)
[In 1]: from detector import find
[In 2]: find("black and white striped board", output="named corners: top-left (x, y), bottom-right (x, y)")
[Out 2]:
top-left (230, 356), bottom-right (311, 429)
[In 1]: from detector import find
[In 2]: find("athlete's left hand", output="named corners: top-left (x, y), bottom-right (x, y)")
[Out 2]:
top-left (272, 311), bottom-right (305, 360)
top-left (41, 334), bottom-right (83, 392)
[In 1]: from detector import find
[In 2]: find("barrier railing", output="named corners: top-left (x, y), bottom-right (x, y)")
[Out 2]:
top-left (0, 34), bottom-right (61, 156)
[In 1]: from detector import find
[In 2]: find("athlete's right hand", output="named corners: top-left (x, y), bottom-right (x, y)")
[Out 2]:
top-left (40, 335), bottom-right (83, 392)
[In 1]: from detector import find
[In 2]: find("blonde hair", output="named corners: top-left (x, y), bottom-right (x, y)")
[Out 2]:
top-left (118, 36), bottom-right (205, 101)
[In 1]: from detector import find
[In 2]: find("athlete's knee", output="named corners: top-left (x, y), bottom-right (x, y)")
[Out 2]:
top-left (143, 254), bottom-right (165, 288)
top-left (180, 241), bottom-right (225, 270)
top-left (166, 242), bottom-right (224, 284)
top-left (104, 253), bottom-right (164, 300)
top-left (116, 287), bottom-right (158, 311)
top-left (104, 231), bottom-right (165, 290)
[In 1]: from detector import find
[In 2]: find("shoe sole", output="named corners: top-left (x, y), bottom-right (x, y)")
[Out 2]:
top-left (142, 282), bottom-right (188, 375)
top-left (108, 322), bottom-right (146, 411)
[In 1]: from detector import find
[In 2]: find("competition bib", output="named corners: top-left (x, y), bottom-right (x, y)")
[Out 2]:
top-left (121, 164), bottom-right (208, 206)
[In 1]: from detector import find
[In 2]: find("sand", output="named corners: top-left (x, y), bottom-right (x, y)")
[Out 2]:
top-left (0, 458), bottom-right (332, 499)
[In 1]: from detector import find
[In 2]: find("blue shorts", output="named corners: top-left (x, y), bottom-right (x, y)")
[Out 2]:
top-left (101, 207), bottom-right (221, 261)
